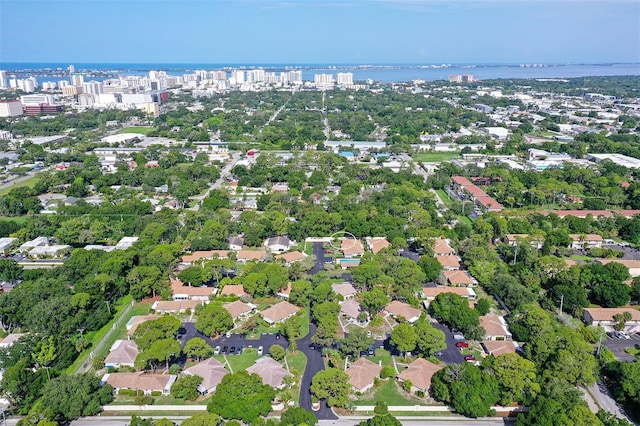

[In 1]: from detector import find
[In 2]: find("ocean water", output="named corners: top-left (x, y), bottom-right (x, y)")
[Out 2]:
top-left (2, 62), bottom-right (638, 83)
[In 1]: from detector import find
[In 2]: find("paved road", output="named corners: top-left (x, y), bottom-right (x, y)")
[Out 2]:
top-left (587, 382), bottom-right (632, 422)
top-left (432, 323), bottom-right (465, 364)
top-left (178, 322), bottom-right (288, 355)
top-left (310, 241), bottom-right (331, 274)
top-left (189, 152), bottom-right (241, 211)
top-left (0, 168), bottom-right (47, 192)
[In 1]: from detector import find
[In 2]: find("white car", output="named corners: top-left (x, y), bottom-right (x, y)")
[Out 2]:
top-left (615, 331), bottom-right (631, 340)
top-left (258, 346), bottom-right (264, 355)
top-left (214, 346), bottom-right (221, 355)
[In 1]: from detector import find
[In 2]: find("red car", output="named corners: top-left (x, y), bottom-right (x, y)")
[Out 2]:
top-left (456, 342), bottom-right (469, 348)
top-left (464, 355), bottom-right (476, 362)
top-left (324, 249), bottom-right (333, 254)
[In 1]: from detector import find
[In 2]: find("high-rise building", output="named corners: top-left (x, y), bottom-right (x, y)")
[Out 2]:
top-left (82, 81), bottom-right (103, 95)
top-left (71, 74), bottom-right (84, 86)
top-left (0, 100), bottom-right (23, 117)
top-left (232, 70), bottom-right (245, 84)
top-left (314, 74), bottom-right (334, 85)
top-left (68, 64), bottom-right (75, 74)
top-left (288, 70), bottom-right (303, 84)
top-left (336, 72), bottom-right (354, 85)
top-left (0, 70), bottom-right (7, 89)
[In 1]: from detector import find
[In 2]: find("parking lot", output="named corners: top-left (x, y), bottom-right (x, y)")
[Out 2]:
top-left (602, 331), bottom-right (640, 362)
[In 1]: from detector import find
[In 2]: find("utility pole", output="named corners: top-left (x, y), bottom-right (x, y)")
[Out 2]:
top-left (105, 300), bottom-right (111, 314)
top-left (596, 328), bottom-right (604, 357)
top-left (559, 293), bottom-right (564, 313)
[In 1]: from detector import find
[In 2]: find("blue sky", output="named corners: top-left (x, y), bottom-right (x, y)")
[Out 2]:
top-left (1, 0), bottom-right (639, 64)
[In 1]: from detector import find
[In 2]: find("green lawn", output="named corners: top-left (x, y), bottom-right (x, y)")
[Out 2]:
top-left (214, 348), bottom-right (261, 373)
top-left (0, 216), bottom-right (29, 225)
top-left (412, 152), bottom-right (461, 163)
top-left (353, 380), bottom-right (428, 406)
top-left (369, 349), bottom-right (392, 366)
top-left (457, 216), bottom-right (473, 225)
top-left (67, 297), bottom-right (150, 374)
top-left (113, 394), bottom-right (208, 406)
top-left (435, 190), bottom-right (453, 208)
top-left (117, 126), bottom-right (157, 135)
top-left (0, 176), bottom-right (40, 196)
top-left (286, 351), bottom-right (308, 404)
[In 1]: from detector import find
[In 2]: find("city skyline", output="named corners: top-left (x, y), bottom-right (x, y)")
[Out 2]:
top-left (1, 0), bottom-right (639, 65)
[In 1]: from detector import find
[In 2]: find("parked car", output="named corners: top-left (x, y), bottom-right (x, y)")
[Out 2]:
top-left (368, 347), bottom-right (374, 356)
top-left (436, 351), bottom-right (444, 357)
top-left (456, 342), bottom-right (470, 348)
top-left (226, 331), bottom-right (231, 338)
top-left (230, 346), bottom-right (236, 354)
top-left (325, 249), bottom-right (333, 254)
top-left (222, 346), bottom-right (228, 354)
top-left (214, 346), bottom-right (221, 355)
top-left (258, 346), bottom-right (264, 355)
top-left (236, 346), bottom-right (243, 354)
top-left (464, 355), bottom-right (476, 362)
top-left (615, 331), bottom-right (631, 340)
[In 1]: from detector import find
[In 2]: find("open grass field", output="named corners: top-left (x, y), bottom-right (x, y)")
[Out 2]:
top-left (0, 176), bottom-right (40, 196)
top-left (412, 152), bottom-right (461, 163)
top-left (117, 127), bottom-right (157, 135)
top-left (214, 348), bottom-right (261, 373)
top-left (353, 380), bottom-right (428, 406)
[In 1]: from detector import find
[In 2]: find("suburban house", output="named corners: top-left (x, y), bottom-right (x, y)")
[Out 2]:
top-left (595, 259), bottom-right (640, 277)
top-left (219, 284), bottom-right (248, 297)
top-left (341, 238), bottom-right (365, 258)
top-left (224, 300), bottom-right (256, 322)
top-left (237, 250), bottom-right (268, 263)
top-left (183, 357), bottom-right (229, 395)
top-left (422, 286), bottom-right (477, 305)
top-left (275, 251), bottom-right (307, 265)
top-left (126, 315), bottom-right (160, 338)
top-left (435, 255), bottom-right (461, 271)
top-left (0, 333), bottom-right (25, 348)
top-left (19, 237), bottom-right (49, 253)
top-left (28, 244), bottom-right (71, 259)
top-left (481, 340), bottom-right (520, 357)
top-left (346, 358), bottom-right (382, 393)
top-left (246, 357), bottom-right (292, 389)
top-left (277, 282), bottom-right (292, 299)
top-left (433, 238), bottom-right (455, 256)
top-left (583, 308), bottom-right (640, 328)
top-left (171, 280), bottom-right (215, 301)
top-left (228, 236), bottom-right (244, 251)
top-left (441, 270), bottom-right (476, 287)
top-left (504, 234), bottom-right (544, 250)
top-left (181, 250), bottom-right (229, 263)
top-left (340, 299), bottom-right (363, 321)
top-left (480, 315), bottom-right (512, 340)
top-left (569, 234), bottom-right (603, 250)
top-left (260, 301), bottom-right (300, 325)
top-left (105, 340), bottom-right (139, 369)
top-left (384, 301), bottom-right (422, 323)
top-left (332, 282), bottom-right (358, 299)
top-left (264, 236), bottom-right (292, 253)
top-left (365, 237), bottom-right (391, 254)
top-left (0, 237), bottom-right (17, 253)
top-left (151, 300), bottom-right (204, 314)
top-left (397, 358), bottom-right (442, 393)
top-left (102, 372), bottom-right (177, 395)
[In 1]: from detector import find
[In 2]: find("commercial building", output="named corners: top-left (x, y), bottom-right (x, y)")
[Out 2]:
top-left (0, 100), bottom-right (23, 117)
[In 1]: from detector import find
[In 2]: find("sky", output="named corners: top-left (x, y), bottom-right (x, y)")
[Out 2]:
top-left (1, 0), bottom-right (639, 64)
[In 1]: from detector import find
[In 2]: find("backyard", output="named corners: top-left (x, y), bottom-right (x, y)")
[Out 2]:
top-left (352, 380), bottom-right (431, 407)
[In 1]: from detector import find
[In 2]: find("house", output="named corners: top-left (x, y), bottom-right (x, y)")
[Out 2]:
top-left (422, 286), bottom-right (477, 305)
top-left (346, 358), bottom-right (382, 393)
top-left (19, 237), bottom-right (49, 253)
top-left (595, 259), bottom-right (640, 277)
top-left (569, 234), bottom-right (603, 250)
top-left (433, 238), bottom-right (455, 256)
top-left (224, 300), bottom-right (255, 322)
top-left (171, 280), bottom-right (215, 301)
top-left (228, 236), bottom-right (244, 251)
top-left (126, 315), bottom-right (160, 338)
top-left (435, 255), bottom-right (461, 271)
top-left (271, 183), bottom-right (289, 193)
top-left (0, 333), bottom-right (25, 348)
top-left (114, 237), bottom-right (139, 251)
top-left (441, 270), bottom-right (476, 287)
top-left (151, 300), bottom-right (204, 314)
top-left (340, 299), bottom-right (363, 321)
top-left (184, 357), bottom-right (229, 395)
top-left (261, 301), bottom-right (300, 325)
top-left (219, 284), bottom-right (248, 297)
top-left (28, 245), bottom-right (71, 259)
top-left (365, 237), bottom-right (391, 254)
top-left (275, 251), bottom-right (307, 265)
top-left (332, 282), bottom-right (358, 299)
top-left (504, 234), bottom-right (544, 250)
top-left (341, 238), bottom-right (365, 258)
top-left (102, 372), bottom-right (177, 395)
top-left (0, 237), bottom-right (17, 252)
top-left (236, 250), bottom-right (267, 263)
top-left (264, 236), bottom-right (292, 253)
top-left (105, 340), bottom-right (139, 369)
top-left (481, 340), bottom-right (520, 357)
top-left (181, 250), bottom-right (229, 263)
top-left (246, 357), bottom-right (292, 389)
top-left (277, 282), bottom-right (292, 299)
top-left (480, 315), bottom-right (512, 341)
top-left (384, 301), bottom-right (422, 323)
top-left (397, 358), bottom-right (442, 393)
top-left (583, 308), bottom-right (640, 328)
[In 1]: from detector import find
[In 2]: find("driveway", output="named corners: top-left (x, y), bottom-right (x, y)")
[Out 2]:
top-left (309, 242), bottom-right (331, 275)
top-left (432, 323), bottom-right (465, 364)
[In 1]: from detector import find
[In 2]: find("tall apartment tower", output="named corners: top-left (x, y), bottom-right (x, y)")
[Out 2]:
top-left (0, 70), bottom-right (7, 89)
top-left (71, 74), bottom-right (84, 86)
top-left (336, 72), bottom-right (354, 85)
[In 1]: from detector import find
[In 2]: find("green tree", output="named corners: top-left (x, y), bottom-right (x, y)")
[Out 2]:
top-left (184, 337), bottom-right (213, 361)
top-left (483, 353), bottom-right (540, 405)
top-left (429, 293), bottom-right (480, 338)
top-left (414, 319), bottom-right (446, 357)
top-left (341, 328), bottom-right (375, 357)
top-left (390, 323), bottom-right (417, 356)
top-left (361, 289), bottom-right (390, 313)
top-left (171, 375), bottom-right (203, 401)
top-left (207, 372), bottom-right (275, 423)
top-left (358, 414), bottom-right (403, 426)
top-left (280, 406), bottom-right (318, 426)
top-left (144, 338), bottom-right (180, 371)
top-left (474, 298), bottom-right (491, 316)
top-left (32, 336), bottom-right (56, 381)
top-left (178, 266), bottom-right (205, 287)
top-left (418, 255), bottom-right (443, 282)
top-left (310, 368), bottom-right (351, 407)
top-left (38, 373), bottom-right (114, 422)
top-left (181, 413), bottom-right (223, 426)
top-left (196, 303), bottom-right (234, 337)
top-left (269, 344), bottom-right (285, 362)
top-left (432, 363), bottom-right (500, 418)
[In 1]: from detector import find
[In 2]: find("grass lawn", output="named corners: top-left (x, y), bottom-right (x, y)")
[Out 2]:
top-left (0, 176), bottom-right (40, 196)
top-left (117, 126), bottom-right (157, 135)
top-left (457, 215), bottom-right (473, 225)
top-left (67, 297), bottom-right (150, 374)
top-left (113, 394), bottom-right (208, 406)
top-left (0, 216), bottom-right (29, 225)
top-left (214, 348), bottom-right (260, 373)
top-left (297, 308), bottom-right (310, 338)
top-left (436, 190), bottom-right (453, 208)
top-left (369, 349), bottom-right (392, 366)
top-left (285, 351), bottom-right (308, 404)
top-left (353, 380), bottom-right (428, 406)
top-left (413, 152), bottom-right (461, 163)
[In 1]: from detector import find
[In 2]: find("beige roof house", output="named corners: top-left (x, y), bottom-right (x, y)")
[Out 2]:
top-left (275, 251), bottom-right (307, 264)
top-left (332, 282), bottom-right (358, 299)
top-left (277, 282), bottom-right (292, 299)
top-left (152, 300), bottom-right (203, 314)
top-left (583, 308), bottom-right (640, 327)
top-left (126, 315), bottom-right (160, 337)
top-left (346, 358), bottom-right (382, 392)
top-left (261, 301), bottom-right (300, 324)
top-left (105, 340), bottom-right (139, 369)
top-left (181, 250), bottom-right (229, 263)
top-left (0, 333), bottom-right (25, 348)
top-left (398, 358), bottom-right (442, 393)
top-left (237, 250), bottom-right (267, 263)
top-left (569, 234), bottom-right (603, 250)
top-left (341, 238), bottom-right (364, 257)
top-left (224, 300), bottom-right (255, 320)
top-left (442, 270), bottom-right (476, 287)
top-left (384, 301), bottom-right (422, 323)
top-left (422, 286), bottom-right (477, 302)
top-left (480, 315), bottom-right (512, 340)
top-left (435, 255), bottom-right (461, 270)
top-left (366, 237), bottom-right (391, 254)
top-left (434, 238), bottom-right (454, 256)
top-left (103, 372), bottom-right (177, 395)
top-left (340, 299), bottom-right (362, 320)
top-left (220, 284), bottom-right (248, 297)
top-left (481, 340), bottom-right (519, 357)
top-left (246, 357), bottom-right (292, 389)
top-left (184, 357), bottom-right (229, 395)
top-left (171, 279), bottom-right (215, 301)
top-left (596, 259), bottom-right (640, 277)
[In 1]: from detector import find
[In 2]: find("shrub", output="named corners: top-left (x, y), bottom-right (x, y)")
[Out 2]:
top-left (151, 391), bottom-right (162, 397)
top-left (380, 365), bottom-right (395, 379)
top-left (402, 380), bottom-right (412, 393)
top-left (134, 395), bottom-right (154, 405)
top-left (169, 363), bottom-right (182, 375)
top-left (118, 389), bottom-right (136, 396)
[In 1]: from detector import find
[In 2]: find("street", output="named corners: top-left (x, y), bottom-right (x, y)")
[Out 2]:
top-left (189, 152), bottom-right (241, 211)
top-left (586, 382), bottom-right (632, 423)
